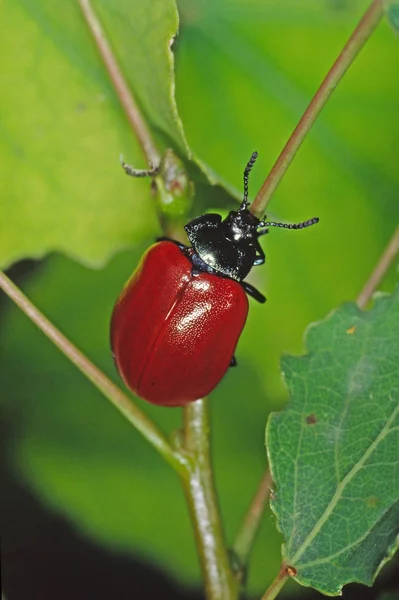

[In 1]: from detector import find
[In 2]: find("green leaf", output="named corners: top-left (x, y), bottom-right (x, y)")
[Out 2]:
top-left (94, 0), bottom-right (188, 155)
top-left (0, 0), bottom-right (182, 269)
top-left (385, 1), bottom-right (399, 36)
top-left (0, 0), bottom-right (235, 270)
top-left (266, 288), bottom-right (399, 595)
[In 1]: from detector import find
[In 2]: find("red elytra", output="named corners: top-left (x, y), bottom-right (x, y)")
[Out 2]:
top-left (110, 241), bottom-right (248, 406)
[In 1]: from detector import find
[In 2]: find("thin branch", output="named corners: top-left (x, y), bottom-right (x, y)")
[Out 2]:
top-left (260, 564), bottom-right (294, 600)
top-left (252, 0), bottom-right (384, 217)
top-left (181, 399), bottom-right (239, 600)
top-left (233, 469), bottom-right (272, 568)
top-left (77, 0), bottom-right (161, 168)
top-left (0, 270), bottom-right (188, 476)
top-left (356, 225), bottom-right (399, 309)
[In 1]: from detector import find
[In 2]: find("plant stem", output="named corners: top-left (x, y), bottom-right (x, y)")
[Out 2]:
top-left (356, 225), bottom-right (399, 310)
top-left (182, 399), bottom-right (239, 600)
top-left (233, 469), bottom-right (272, 568)
top-left (251, 0), bottom-right (384, 217)
top-left (0, 270), bottom-right (188, 476)
top-left (77, 0), bottom-right (161, 168)
top-left (260, 565), bottom-right (293, 600)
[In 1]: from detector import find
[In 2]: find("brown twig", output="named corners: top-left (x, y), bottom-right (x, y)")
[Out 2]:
top-left (356, 225), bottom-right (399, 309)
top-left (260, 564), bottom-right (295, 600)
top-left (251, 0), bottom-right (384, 217)
top-left (233, 469), bottom-right (272, 568)
top-left (0, 270), bottom-right (187, 476)
top-left (77, 0), bottom-right (161, 167)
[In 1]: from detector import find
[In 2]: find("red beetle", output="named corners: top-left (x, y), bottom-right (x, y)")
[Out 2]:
top-left (111, 241), bottom-right (248, 406)
top-left (111, 152), bottom-right (318, 406)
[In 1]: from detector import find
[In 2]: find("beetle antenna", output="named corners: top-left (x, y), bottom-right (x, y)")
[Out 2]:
top-left (259, 216), bottom-right (319, 229)
top-left (242, 151), bottom-right (258, 208)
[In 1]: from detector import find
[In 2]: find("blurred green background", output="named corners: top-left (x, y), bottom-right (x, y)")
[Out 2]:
top-left (1, 0), bottom-right (399, 598)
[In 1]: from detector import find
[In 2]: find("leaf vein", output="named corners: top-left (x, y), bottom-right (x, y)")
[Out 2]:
top-left (289, 401), bottom-right (399, 565)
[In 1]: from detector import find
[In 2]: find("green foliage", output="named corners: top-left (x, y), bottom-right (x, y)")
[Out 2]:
top-left (385, 1), bottom-right (399, 35)
top-left (0, 0), bottom-right (178, 268)
top-left (267, 287), bottom-right (399, 595)
top-left (95, 0), bottom-right (187, 154)
top-left (1, 0), bottom-right (399, 596)
top-left (0, 251), bottom-right (282, 591)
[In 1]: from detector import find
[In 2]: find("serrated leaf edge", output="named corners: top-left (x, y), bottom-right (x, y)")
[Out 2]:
top-left (265, 285), bottom-right (399, 595)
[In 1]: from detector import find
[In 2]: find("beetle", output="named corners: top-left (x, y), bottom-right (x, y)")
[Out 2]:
top-left (111, 152), bottom-right (318, 406)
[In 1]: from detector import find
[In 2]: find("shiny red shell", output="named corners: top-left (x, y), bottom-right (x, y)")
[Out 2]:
top-left (110, 241), bottom-right (249, 406)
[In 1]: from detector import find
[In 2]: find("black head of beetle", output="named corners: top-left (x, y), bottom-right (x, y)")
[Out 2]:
top-left (184, 152), bottom-right (319, 297)
top-left (122, 150), bottom-right (319, 304)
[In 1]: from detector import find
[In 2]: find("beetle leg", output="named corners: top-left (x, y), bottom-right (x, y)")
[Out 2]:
top-left (257, 228), bottom-right (269, 237)
top-left (155, 237), bottom-right (188, 251)
top-left (252, 238), bottom-right (266, 266)
top-left (241, 281), bottom-right (266, 304)
top-left (230, 355), bottom-right (237, 367)
top-left (120, 155), bottom-right (160, 178)
top-left (253, 255), bottom-right (265, 266)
